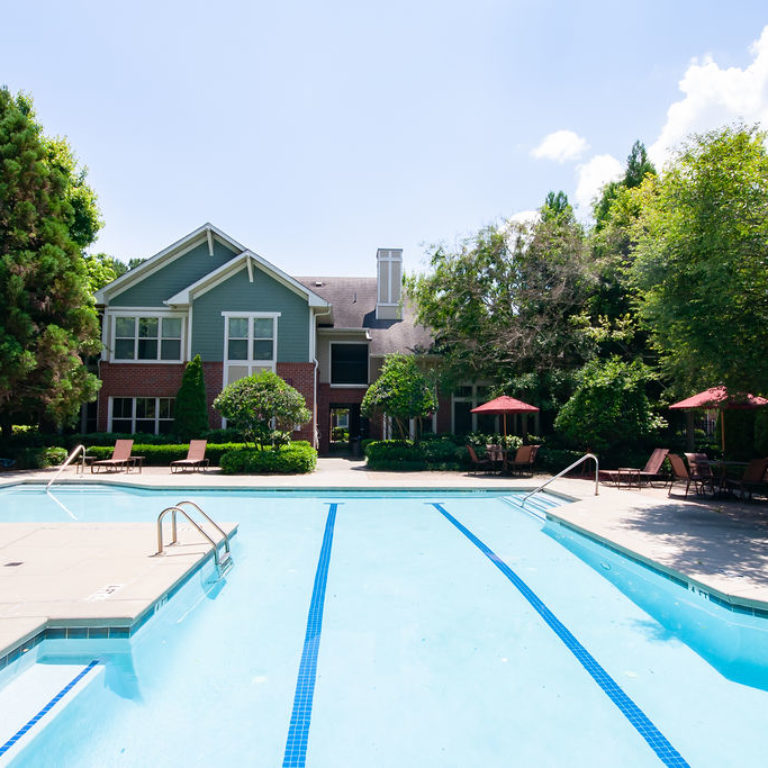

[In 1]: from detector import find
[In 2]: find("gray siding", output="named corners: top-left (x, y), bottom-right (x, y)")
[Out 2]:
top-left (192, 265), bottom-right (310, 362)
top-left (111, 239), bottom-right (238, 307)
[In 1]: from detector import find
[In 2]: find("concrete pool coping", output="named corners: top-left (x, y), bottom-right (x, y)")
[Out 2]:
top-left (2, 458), bottom-right (768, 658)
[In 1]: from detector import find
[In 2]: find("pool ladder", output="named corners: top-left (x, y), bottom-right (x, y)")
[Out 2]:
top-left (155, 500), bottom-right (234, 575)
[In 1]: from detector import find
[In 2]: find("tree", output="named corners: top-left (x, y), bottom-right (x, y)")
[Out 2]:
top-left (630, 125), bottom-right (768, 394)
top-left (83, 252), bottom-right (127, 293)
top-left (585, 141), bottom-right (658, 362)
top-left (361, 353), bottom-right (437, 439)
top-left (554, 357), bottom-right (664, 455)
top-left (0, 88), bottom-right (103, 435)
top-left (406, 193), bottom-right (594, 393)
top-left (173, 355), bottom-right (209, 439)
top-left (212, 371), bottom-right (311, 450)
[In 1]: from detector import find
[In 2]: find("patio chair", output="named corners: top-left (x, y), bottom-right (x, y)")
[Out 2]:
top-left (504, 445), bottom-right (539, 477)
top-left (599, 448), bottom-right (669, 487)
top-left (170, 440), bottom-right (210, 473)
top-left (667, 453), bottom-right (714, 498)
top-left (466, 445), bottom-right (497, 475)
top-left (684, 452), bottom-right (718, 492)
top-left (91, 439), bottom-right (134, 473)
top-left (724, 458), bottom-right (768, 501)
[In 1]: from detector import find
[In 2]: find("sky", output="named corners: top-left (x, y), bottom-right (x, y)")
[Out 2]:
top-left (2, 1), bottom-right (768, 276)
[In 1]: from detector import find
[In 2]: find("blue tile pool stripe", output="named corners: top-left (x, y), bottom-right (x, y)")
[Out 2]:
top-left (431, 503), bottom-right (690, 768)
top-left (282, 503), bottom-right (339, 768)
top-left (0, 660), bottom-right (100, 758)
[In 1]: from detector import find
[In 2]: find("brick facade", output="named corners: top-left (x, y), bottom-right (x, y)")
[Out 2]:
top-left (98, 361), bottom-right (316, 442)
top-left (276, 362), bottom-right (316, 445)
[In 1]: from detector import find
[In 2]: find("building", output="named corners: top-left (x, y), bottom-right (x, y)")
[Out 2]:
top-left (93, 223), bottom-right (440, 452)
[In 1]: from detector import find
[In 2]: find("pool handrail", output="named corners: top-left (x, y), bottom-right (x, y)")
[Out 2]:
top-left (522, 452), bottom-right (599, 506)
top-left (156, 502), bottom-right (232, 572)
top-left (46, 444), bottom-right (87, 490)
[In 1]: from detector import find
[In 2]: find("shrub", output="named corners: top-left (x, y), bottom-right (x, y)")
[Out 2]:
top-left (84, 442), bottom-right (245, 466)
top-left (365, 440), bottom-right (427, 471)
top-left (213, 371), bottom-right (311, 450)
top-left (219, 442), bottom-right (317, 474)
top-left (16, 445), bottom-right (68, 469)
top-left (554, 357), bottom-right (664, 454)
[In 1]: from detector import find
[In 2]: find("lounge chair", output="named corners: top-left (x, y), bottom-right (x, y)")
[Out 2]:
top-left (724, 458), bottom-right (768, 501)
top-left (667, 453), bottom-right (714, 498)
top-left (466, 445), bottom-right (497, 475)
top-left (599, 448), bottom-right (669, 487)
top-left (504, 445), bottom-right (539, 477)
top-left (91, 439), bottom-right (134, 473)
top-left (170, 440), bottom-right (210, 473)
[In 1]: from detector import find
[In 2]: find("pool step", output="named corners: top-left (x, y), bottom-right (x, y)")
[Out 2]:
top-left (0, 660), bottom-right (103, 763)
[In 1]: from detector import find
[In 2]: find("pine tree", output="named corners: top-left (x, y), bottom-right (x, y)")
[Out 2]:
top-left (0, 88), bottom-right (102, 435)
top-left (173, 355), bottom-right (209, 439)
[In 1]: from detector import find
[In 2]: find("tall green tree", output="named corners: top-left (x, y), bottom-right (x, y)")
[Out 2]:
top-left (361, 353), bottom-right (437, 439)
top-left (586, 141), bottom-right (657, 361)
top-left (406, 193), bottom-right (594, 391)
top-left (0, 88), bottom-right (103, 434)
top-left (83, 252), bottom-right (127, 293)
top-left (630, 125), bottom-right (768, 395)
top-left (173, 354), bottom-right (209, 439)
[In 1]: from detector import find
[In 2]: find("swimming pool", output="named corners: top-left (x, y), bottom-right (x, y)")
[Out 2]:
top-left (2, 486), bottom-right (768, 766)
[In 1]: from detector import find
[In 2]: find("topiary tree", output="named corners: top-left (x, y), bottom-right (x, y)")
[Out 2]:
top-left (361, 353), bottom-right (437, 439)
top-left (173, 355), bottom-right (208, 439)
top-left (212, 370), bottom-right (311, 451)
top-left (554, 357), bottom-right (665, 456)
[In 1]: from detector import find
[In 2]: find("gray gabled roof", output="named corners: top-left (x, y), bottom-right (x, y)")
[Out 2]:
top-left (295, 276), bottom-right (434, 357)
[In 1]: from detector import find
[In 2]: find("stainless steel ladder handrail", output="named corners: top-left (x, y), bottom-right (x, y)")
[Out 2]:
top-left (46, 444), bottom-right (87, 490)
top-left (155, 501), bottom-right (232, 571)
top-left (522, 452), bottom-right (599, 506)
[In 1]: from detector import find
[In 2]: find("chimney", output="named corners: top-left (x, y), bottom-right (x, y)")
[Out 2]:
top-left (376, 248), bottom-right (402, 320)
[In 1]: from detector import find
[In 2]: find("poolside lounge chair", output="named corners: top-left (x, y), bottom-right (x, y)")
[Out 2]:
top-left (724, 458), bottom-right (768, 501)
top-left (667, 453), bottom-right (715, 498)
top-left (504, 445), bottom-right (539, 477)
top-left (91, 439), bottom-right (134, 473)
top-left (599, 448), bottom-right (669, 487)
top-left (466, 445), bottom-right (497, 475)
top-left (170, 440), bottom-right (210, 473)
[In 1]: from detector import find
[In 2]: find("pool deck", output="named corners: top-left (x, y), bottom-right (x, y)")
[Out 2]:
top-left (2, 458), bottom-right (768, 657)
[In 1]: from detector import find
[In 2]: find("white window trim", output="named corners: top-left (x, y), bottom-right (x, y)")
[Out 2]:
top-left (329, 341), bottom-right (370, 388)
top-left (108, 309), bottom-right (186, 364)
top-left (108, 396), bottom-right (175, 434)
top-left (221, 312), bottom-right (280, 391)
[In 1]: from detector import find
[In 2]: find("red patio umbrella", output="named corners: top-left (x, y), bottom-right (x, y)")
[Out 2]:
top-left (669, 386), bottom-right (768, 453)
top-left (471, 395), bottom-right (539, 438)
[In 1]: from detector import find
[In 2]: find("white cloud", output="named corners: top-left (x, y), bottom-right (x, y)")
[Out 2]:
top-left (507, 209), bottom-right (540, 226)
top-left (531, 130), bottom-right (589, 163)
top-left (649, 25), bottom-right (768, 168)
top-left (574, 154), bottom-right (623, 211)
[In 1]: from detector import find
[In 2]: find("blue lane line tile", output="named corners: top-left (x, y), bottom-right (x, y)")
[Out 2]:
top-left (282, 503), bottom-right (339, 768)
top-left (431, 503), bottom-right (691, 768)
top-left (0, 660), bottom-right (100, 758)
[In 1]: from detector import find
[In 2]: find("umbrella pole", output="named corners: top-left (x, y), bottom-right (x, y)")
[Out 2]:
top-left (722, 411), bottom-right (725, 456)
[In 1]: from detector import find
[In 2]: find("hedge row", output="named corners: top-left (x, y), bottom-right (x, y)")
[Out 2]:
top-left (85, 442), bottom-right (246, 467)
top-left (219, 442), bottom-right (317, 474)
top-left (364, 439), bottom-right (469, 471)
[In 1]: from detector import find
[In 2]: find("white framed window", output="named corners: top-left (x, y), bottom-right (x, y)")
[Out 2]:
top-left (110, 397), bottom-right (175, 434)
top-left (330, 342), bottom-right (369, 387)
top-left (222, 312), bottom-right (279, 386)
top-left (451, 384), bottom-right (497, 434)
top-left (111, 313), bottom-right (184, 362)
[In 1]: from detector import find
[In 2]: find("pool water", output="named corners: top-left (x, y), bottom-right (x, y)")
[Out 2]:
top-left (2, 486), bottom-right (768, 767)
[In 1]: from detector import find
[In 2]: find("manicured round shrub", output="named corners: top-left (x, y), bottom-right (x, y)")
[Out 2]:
top-left (219, 442), bottom-right (317, 474)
